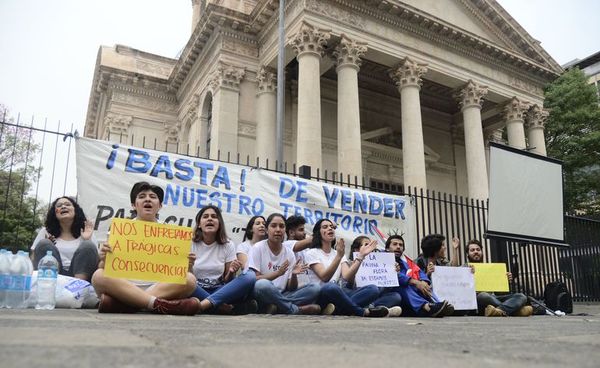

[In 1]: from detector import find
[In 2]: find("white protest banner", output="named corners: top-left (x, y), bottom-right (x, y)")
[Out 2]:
top-left (76, 138), bottom-right (417, 254)
top-left (354, 252), bottom-right (399, 287)
top-left (431, 266), bottom-right (477, 310)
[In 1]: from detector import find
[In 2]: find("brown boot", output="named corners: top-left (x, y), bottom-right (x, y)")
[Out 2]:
top-left (297, 304), bottom-right (321, 315)
top-left (97, 294), bottom-right (139, 314)
top-left (514, 305), bottom-right (533, 317)
top-left (484, 305), bottom-right (507, 317)
top-left (151, 297), bottom-right (200, 316)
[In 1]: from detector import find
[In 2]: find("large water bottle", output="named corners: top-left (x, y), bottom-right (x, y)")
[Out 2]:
top-left (6, 251), bottom-right (25, 308)
top-left (35, 251), bottom-right (58, 310)
top-left (0, 249), bottom-right (11, 308)
top-left (22, 251), bottom-right (33, 307)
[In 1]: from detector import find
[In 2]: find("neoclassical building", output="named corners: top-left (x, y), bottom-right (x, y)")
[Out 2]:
top-left (84, 0), bottom-right (562, 199)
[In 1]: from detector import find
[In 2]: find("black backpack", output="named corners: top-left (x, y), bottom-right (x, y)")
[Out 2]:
top-left (544, 281), bottom-right (573, 314)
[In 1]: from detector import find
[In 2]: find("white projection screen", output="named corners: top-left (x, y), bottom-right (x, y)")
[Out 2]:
top-left (487, 142), bottom-right (566, 246)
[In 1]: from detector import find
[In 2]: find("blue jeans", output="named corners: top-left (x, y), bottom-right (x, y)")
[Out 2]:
top-left (253, 279), bottom-right (321, 314)
top-left (191, 271), bottom-right (256, 308)
top-left (318, 283), bottom-right (379, 316)
top-left (477, 292), bottom-right (527, 315)
top-left (373, 288), bottom-right (403, 308)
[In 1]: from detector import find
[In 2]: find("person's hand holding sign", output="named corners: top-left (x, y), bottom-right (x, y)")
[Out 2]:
top-left (98, 242), bottom-right (112, 269)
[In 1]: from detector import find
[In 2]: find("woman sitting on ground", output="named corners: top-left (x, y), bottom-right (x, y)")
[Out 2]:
top-left (236, 215), bottom-right (266, 272)
top-left (31, 196), bottom-right (98, 281)
top-left (345, 236), bottom-right (403, 316)
top-left (92, 181), bottom-right (199, 315)
top-left (306, 219), bottom-right (389, 317)
top-left (189, 205), bottom-right (257, 314)
top-left (249, 213), bottom-right (322, 315)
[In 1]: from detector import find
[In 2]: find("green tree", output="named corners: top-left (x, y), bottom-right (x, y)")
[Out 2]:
top-left (544, 68), bottom-right (600, 217)
top-left (0, 104), bottom-right (44, 252)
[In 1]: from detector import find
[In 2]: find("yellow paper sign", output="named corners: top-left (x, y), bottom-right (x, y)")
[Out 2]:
top-left (104, 218), bottom-right (192, 284)
top-left (472, 263), bottom-right (509, 292)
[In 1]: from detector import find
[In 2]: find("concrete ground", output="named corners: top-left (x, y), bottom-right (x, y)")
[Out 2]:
top-left (1, 303), bottom-right (599, 368)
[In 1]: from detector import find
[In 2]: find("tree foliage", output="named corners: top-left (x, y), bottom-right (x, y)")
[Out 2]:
top-left (0, 105), bottom-right (44, 252)
top-left (544, 68), bottom-right (600, 217)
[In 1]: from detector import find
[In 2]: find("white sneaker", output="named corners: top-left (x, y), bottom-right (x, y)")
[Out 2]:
top-left (387, 306), bottom-right (402, 317)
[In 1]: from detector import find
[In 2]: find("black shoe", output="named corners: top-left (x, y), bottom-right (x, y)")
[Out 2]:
top-left (232, 299), bottom-right (258, 315)
top-left (423, 301), bottom-right (448, 318)
top-left (365, 306), bottom-right (389, 317)
top-left (443, 302), bottom-right (455, 316)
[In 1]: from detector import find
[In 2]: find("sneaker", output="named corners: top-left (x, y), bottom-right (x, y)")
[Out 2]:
top-left (387, 306), bottom-right (403, 317)
top-left (365, 306), bottom-right (389, 317)
top-left (98, 294), bottom-right (139, 314)
top-left (322, 303), bottom-right (336, 316)
top-left (263, 304), bottom-right (278, 315)
top-left (232, 299), bottom-right (259, 315)
top-left (423, 301), bottom-right (448, 318)
top-left (443, 302), bottom-right (455, 316)
top-left (484, 305), bottom-right (508, 317)
top-left (152, 297), bottom-right (200, 316)
top-left (514, 305), bottom-right (534, 317)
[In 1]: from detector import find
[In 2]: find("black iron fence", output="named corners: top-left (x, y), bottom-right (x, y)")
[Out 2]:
top-left (1, 118), bottom-right (600, 302)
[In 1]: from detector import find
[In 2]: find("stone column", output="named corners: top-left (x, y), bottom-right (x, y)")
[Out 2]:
top-left (504, 97), bottom-right (530, 149)
top-left (389, 58), bottom-right (428, 190)
top-left (526, 104), bottom-right (549, 156)
top-left (290, 22), bottom-right (330, 171)
top-left (191, 0), bottom-right (201, 33)
top-left (334, 35), bottom-right (367, 179)
top-left (455, 80), bottom-right (489, 200)
top-left (208, 63), bottom-right (245, 160)
top-left (255, 66), bottom-right (277, 163)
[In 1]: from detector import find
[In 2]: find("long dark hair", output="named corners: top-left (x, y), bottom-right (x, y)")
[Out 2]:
top-left (311, 218), bottom-right (336, 249)
top-left (349, 236), bottom-right (370, 261)
top-left (242, 215), bottom-right (266, 242)
top-left (45, 196), bottom-right (87, 238)
top-left (192, 205), bottom-right (228, 244)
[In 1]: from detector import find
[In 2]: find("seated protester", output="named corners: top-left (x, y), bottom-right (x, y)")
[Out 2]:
top-left (463, 239), bottom-right (532, 317)
top-left (416, 234), bottom-right (451, 278)
top-left (189, 205), bottom-right (257, 315)
top-left (236, 216), bottom-right (266, 273)
top-left (282, 215), bottom-right (313, 288)
top-left (307, 219), bottom-right (389, 317)
top-left (31, 196), bottom-right (99, 281)
top-left (344, 236), bottom-right (403, 317)
top-left (249, 213), bottom-right (322, 315)
top-left (385, 235), bottom-right (452, 317)
top-left (92, 182), bottom-right (199, 315)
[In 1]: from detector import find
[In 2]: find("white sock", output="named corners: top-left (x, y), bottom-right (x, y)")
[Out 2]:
top-left (147, 296), bottom-right (157, 310)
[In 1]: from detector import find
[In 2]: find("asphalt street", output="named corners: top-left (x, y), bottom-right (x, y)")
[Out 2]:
top-left (1, 304), bottom-right (599, 368)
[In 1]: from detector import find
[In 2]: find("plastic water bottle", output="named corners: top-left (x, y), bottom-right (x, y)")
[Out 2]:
top-left (0, 249), bottom-right (11, 308)
top-left (36, 251), bottom-right (58, 310)
top-left (6, 251), bottom-right (25, 308)
top-left (22, 251), bottom-right (33, 307)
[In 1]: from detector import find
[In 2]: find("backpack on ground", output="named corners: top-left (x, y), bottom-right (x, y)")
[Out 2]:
top-left (543, 281), bottom-right (573, 314)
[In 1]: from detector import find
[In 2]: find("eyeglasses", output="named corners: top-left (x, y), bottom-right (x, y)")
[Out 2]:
top-left (55, 201), bottom-right (73, 208)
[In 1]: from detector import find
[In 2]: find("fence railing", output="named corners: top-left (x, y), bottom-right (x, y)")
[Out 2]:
top-left (2, 118), bottom-right (600, 302)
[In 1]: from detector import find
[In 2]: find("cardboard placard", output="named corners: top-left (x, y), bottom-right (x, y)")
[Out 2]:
top-left (105, 218), bottom-right (192, 284)
top-left (432, 266), bottom-right (477, 310)
top-left (472, 263), bottom-right (509, 292)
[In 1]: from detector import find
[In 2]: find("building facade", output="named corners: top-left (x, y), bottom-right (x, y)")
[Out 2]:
top-left (84, 0), bottom-right (562, 199)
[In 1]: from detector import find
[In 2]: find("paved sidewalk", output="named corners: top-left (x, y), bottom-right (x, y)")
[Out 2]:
top-left (1, 303), bottom-right (599, 368)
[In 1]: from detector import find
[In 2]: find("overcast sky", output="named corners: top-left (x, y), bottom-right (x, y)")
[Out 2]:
top-left (0, 0), bottom-right (598, 201)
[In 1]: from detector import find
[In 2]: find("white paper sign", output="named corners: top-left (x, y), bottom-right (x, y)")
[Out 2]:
top-left (431, 266), bottom-right (477, 310)
top-left (354, 252), bottom-right (399, 287)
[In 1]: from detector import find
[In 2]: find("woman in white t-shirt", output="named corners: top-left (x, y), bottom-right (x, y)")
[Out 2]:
top-left (189, 205), bottom-right (257, 314)
top-left (93, 181), bottom-right (200, 315)
top-left (31, 196), bottom-right (98, 281)
top-left (236, 215), bottom-right (266, 272)
top-left (306, 219), bottom-right (389, 317)
top-left (249, 213), bottom-right (321, 315)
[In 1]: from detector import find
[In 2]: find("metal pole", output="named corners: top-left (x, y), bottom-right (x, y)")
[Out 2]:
top-left (275, 0), bottom-right (286, 171)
